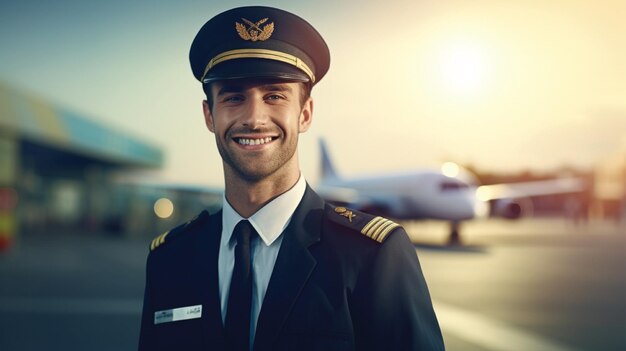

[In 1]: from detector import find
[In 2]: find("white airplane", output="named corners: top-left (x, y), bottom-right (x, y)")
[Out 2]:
top-left (314, 139), bottom-right (587, 244)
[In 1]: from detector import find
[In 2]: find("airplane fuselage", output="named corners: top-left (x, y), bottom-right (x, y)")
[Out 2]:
top-left (319, 170), bottom-right (485, 221)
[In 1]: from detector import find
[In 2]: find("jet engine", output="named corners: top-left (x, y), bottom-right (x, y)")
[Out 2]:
top-left (490, 197), bottom-right (533, 219)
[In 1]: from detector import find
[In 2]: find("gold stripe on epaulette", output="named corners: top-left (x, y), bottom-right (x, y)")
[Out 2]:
top-left (372, 220), bottom-right (395, 241)
top-left (374, 222), bottom-right (400, 242)
top-left (361, 217), bottom-right (400, 243)
top-left (150, 231), bottom-right (169, 251)
top-left (159, 231), bottom-right (168, 245)
top-left (361, 216), bottom-right (384, 236)
top-left (150, 237), bottom-right (158, 251)
top-left (367, 218), bottom-right (387, 237)
top-left (366, 219), bottom-right (388, 240)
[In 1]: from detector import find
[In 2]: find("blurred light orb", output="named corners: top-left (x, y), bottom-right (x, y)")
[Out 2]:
top-left (439, 42), bottom-right (486, 95)
top-left (154, 198), bottom-right (174, 219)
top-left (442, 162), bottom-right (460, 178)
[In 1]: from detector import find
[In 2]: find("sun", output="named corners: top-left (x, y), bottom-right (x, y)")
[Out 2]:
top-left (438, 42), bottom-right (489, 96)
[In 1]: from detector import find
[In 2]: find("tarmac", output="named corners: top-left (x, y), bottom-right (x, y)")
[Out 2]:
top-left (0, 217), bottom-right (624, 351)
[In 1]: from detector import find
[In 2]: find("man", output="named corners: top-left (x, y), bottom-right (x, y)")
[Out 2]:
top-left (139, 6), bottom-right (444, 351)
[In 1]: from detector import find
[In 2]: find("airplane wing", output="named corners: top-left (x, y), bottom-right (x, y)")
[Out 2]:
top-left (476, 177), bottom-right (587, 201)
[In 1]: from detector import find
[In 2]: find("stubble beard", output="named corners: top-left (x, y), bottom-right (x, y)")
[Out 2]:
top-left (215, 129), bottom-right (299, 183)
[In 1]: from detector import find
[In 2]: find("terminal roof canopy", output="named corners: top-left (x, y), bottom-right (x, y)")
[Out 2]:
top-left (0, 82), bottom-right (163, 169)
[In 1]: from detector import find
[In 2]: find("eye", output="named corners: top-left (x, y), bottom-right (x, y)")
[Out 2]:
top-left (265, 94), bottom-right (286, 103)
top-left (222, 94), bottom-right (244, 103)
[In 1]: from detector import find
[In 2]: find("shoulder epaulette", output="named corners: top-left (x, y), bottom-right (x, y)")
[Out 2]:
top-left (150, 210), bottom-right (209, 251)
top-left (327, 205), bottom-right (401, 243)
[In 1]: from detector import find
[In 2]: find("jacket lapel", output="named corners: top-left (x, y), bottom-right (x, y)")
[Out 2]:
top-left (253, 186), bottom-right (324, 350)
top-left (193, 210), bottom-right (226, 347)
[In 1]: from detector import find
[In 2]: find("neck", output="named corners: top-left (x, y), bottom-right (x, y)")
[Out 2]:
top-left (224, 167), bottom-right (301, 218)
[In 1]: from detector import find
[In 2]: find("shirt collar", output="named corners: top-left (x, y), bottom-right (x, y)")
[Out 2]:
top-left (222, 175), bottom-right (307, 247)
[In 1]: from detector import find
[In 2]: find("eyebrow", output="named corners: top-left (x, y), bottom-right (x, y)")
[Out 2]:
top-left (216, 83), bottom-right (293, 96)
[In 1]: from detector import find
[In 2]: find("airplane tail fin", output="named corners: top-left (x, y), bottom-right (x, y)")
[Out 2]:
top-left (319, 138), bottom-right (339, 180)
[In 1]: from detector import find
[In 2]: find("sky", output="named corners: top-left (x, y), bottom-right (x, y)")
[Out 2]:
top-left (1, 0), bottom-right (625, 186)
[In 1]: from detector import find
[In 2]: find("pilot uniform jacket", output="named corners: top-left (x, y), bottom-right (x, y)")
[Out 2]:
top-left (138, 185), bottom-right (444, 350)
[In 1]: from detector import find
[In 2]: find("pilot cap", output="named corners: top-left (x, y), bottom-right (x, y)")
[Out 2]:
top-left (189, 6), bottom-right (330, 85)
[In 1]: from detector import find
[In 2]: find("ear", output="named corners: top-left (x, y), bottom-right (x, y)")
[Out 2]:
top-left (202, 100), bottom-right (215, 133)
top-left (298, 97), bottom-right (313, 133)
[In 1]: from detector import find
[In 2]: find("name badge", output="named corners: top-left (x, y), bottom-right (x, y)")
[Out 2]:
top-left (154, 305), bottom-right (202, 325)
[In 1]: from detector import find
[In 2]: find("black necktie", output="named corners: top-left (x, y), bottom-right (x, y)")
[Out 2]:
top-left (225, 220), bottom-right (257, 351)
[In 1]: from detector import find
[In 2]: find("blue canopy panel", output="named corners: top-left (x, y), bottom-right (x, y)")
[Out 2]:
top-left (0, 83), bottom-right (163, 168)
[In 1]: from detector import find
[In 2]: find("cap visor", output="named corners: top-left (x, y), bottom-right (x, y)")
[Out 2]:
top-left (202, 59), bottom-right (310, 84)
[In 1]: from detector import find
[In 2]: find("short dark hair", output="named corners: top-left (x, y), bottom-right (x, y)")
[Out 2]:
top-left (203, 81), bottom-right (312, 112)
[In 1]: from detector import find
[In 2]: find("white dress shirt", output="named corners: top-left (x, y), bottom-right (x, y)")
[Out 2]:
top-left (218, 175), bottom-right (306, 345)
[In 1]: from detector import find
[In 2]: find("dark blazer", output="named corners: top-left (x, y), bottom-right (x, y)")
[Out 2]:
top-left (139, 186), bottom-right (444, 350)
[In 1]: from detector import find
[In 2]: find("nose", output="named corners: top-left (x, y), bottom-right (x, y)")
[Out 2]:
top-left (240, 98), bottom-right (268, 129)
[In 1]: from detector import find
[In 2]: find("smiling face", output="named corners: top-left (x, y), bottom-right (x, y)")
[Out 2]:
top-left (203, 79), bottom-right (313, 184)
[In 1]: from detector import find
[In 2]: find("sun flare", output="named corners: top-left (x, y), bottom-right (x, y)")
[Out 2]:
top-left (438, 42), bottom-right (489, 96)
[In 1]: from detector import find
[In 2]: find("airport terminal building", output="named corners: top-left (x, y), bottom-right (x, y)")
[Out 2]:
top-left (0, 82), bottom-right (165, 248)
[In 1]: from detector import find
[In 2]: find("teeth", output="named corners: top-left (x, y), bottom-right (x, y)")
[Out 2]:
top-left (237, 137), bottom-right (273, 145)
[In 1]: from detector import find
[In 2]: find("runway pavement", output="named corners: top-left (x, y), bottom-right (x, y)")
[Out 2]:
top-left (0, 218), bottom-right (623, 351)
top-left (409, 218), bottom-right (625, 351)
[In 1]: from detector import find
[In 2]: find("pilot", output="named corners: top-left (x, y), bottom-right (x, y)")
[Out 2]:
top-left (138, 6), bottom-right (444, 351)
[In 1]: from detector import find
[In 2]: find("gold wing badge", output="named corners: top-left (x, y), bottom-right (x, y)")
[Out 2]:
top-left (335, 207), bottom-right (356, 222)
top-left (235, 17), bottom-right (275, 42)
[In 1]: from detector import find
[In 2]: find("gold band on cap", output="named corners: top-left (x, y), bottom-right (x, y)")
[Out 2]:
top-left (201, 48), bottom-right (315, 83)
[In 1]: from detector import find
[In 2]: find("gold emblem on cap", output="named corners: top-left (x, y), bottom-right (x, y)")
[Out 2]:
top-left (236, 18), bottom-right (274, 42)
top-left (335, 207), bottom-right (356, 222)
